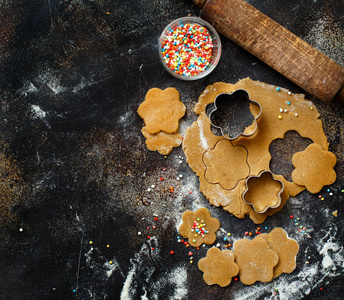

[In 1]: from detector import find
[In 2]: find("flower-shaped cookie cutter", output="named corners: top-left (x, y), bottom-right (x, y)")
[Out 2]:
top-left (242, 170), bottom-right (284, 213)
top-left (209, 89), bottom-right (262, 140)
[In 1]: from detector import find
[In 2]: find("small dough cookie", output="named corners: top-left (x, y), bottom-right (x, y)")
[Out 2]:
top-left (203, 139), bottom-right (249, 190)
top-left (256, 228), bottom-right (299, 278)
top-left (198, 247), bottom-right (239, 287)
top-left (179, 208), bottom-right (220, 247)
top-left (291, 143), bottom-right (337, 193)
top-left (141, 127), bottom-right (182, 155)
top-left (137, 87), bottom-right (186, 134)
top-left (233, 238), bottom-right (279, 285)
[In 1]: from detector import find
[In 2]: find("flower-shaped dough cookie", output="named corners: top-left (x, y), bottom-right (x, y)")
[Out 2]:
top-left (137, 87), bottom-right (186, 134)
top-left (203, 139), bottom-right (249, 190)
top-left (198, 247), bottom-right (239, 287)
top-left (292, 143), bottom-right (337, 193)
top-left (257, 227), bottom-right (299, 278)
top-left (179, 208), bottom-right (220, 247)
top-left (233, 238), bottom-right (279, 285)
top-left (141, 127), bottom-right (182, 155)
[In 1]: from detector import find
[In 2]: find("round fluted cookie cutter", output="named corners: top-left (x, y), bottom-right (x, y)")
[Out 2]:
top-left (209, 89), bottom-right (262, 140)
top-left (242, 170), bottom-right (284, 213)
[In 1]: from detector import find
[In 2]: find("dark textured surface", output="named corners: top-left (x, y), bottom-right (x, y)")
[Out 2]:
top-left (0, 0), bottom-right (343, 299)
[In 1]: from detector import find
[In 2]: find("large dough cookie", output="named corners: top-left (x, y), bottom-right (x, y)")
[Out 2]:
top-left (234, 238), bottom-right (279, 285)
top-left (137, 87), bottom-right (186, 134)
top-left (198, 247), bottom-right (239, 287)
top-left (182, 78), bottom-right (329, 223)
top-left (257, 227), bottom-right (299, 278)
top-left (291, 143), bottom-right (337, 193)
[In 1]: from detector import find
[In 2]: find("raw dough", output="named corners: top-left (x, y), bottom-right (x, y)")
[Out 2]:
top-left (198, 247), bottom-right (239, 287)
top-left (179, 207), bottom-right (220, 247)
top-left (291, 143), bottom-right (337, 193)
top-left (182, 78), bottom-right (329, 223)
top-left (257, 228), bottom-right (299, 278)
top-left (233, 238), bottom-right (279, 285)
top-left (138, 87), bottom-right (186, 155)
top-left (137, 87), bottom-right (185, 134)
top-left (141, 127), bottom-right (182, 155)
top-left (203, 139), bottom-right (249, 190)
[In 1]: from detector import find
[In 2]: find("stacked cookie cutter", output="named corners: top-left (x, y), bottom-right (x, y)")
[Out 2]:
top-left (209, 89), bottom-right (284, 213)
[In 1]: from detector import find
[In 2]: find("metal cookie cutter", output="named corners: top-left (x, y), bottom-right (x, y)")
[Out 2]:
top-left (209, 89), bottom-right (262, 140)
top-left (242, 170), bottom-right (284, 213)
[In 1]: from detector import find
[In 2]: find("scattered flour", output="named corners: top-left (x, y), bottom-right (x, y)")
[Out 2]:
top-left (120, 236), bottom-right (188, 300)
top-left (31, 105), bottom-right (47, 119)
top-left (303, 12), bottom-right (344, 66)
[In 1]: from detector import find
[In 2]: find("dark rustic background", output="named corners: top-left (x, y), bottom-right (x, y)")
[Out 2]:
top-left (0, 0), bottom-right (343, 299)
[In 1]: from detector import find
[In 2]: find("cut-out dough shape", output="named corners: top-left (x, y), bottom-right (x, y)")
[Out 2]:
top-left (179, 208), bottom-right (220, 247)
top-left (137, 87), bottom-right (186, 134)
top-left (242, 170), bottom-right (283, 213)
top-left (198, 247), bottom-right (239, 287)
top-left (256, 228), bottom-right (299, 278)
top-left (291, 143), bottom-right (337, 194)
top-left (203, 139), bottom-right (250, 190)
top-left (233, 238), bottom-right (279, 285)
top-left (182, 78), bottom-right (329, 223)
top-left (141, 127), bottom-right (182, 155)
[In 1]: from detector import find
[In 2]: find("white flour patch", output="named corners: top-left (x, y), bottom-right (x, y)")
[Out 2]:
top-left (46, 78), bottom-right (67, 94)
top-left (105, 259), bottom-right (124, 278)
top-left (31, 105), bottom-right (47, 119)
top-left (117, 110), bottom-right (135, 128)
top-left (120, 233), bottom-right (188, 300)
top-left (198, 118), bottom-right (209, 150)
top-left (168, 266), bottom-right (188, 300)
top-left (20, 81), bottom-right (38, 96)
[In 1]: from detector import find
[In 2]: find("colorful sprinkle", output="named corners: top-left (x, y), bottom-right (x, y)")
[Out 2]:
top-left (276, 87), bottom-right (281, 91)
top-left (161, 23), bottom-right (214, 77)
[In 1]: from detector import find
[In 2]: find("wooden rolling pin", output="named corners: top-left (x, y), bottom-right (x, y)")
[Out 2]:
top-left (193, 0), bottom-right (344, 103)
